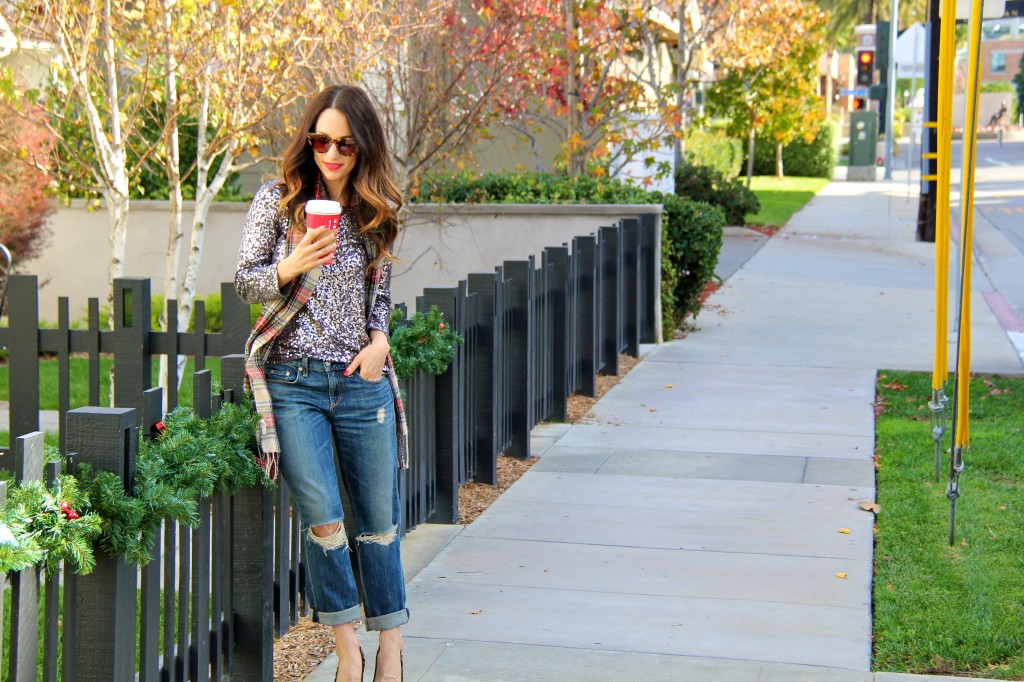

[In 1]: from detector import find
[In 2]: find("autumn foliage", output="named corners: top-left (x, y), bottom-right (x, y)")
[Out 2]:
top-left (0, 107), bottom-right (54, 266)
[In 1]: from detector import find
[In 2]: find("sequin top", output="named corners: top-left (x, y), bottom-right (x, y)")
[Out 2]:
top-left (234, 181), bottom-right (392, 366)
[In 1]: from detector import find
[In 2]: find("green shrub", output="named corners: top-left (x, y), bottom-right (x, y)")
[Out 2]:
top-left (415, 172), bottom-right (726, 336)
top-left (748, 120), bottom-right (836, 178)
top-left (658, 195), bottom-right (725, 325)
top-left (980, 80), bottom-right (1014, 93)
top-left (675, 163), bottom-right (760, 225)
top-left (685, 129), bottom-right (744, 179)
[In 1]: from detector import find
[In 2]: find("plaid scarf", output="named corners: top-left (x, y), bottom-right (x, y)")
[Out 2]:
top-left (243, 195), bottom-right (409, 480)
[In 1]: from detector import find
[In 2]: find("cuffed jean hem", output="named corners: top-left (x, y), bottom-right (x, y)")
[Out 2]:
top-left (312, 604), bottom-right (363, 627)
top-left (365, 607), bottom-right (410, 631)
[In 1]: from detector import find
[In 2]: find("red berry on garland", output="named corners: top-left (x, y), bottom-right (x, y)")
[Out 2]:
top-left (439, 322), bottom-right (445, 330)
top-left (67, 510), bottom-right (79, 520)
top-left (417, 336), bottom-right (426, 344)
top-left (60, 501), bottom-right (70, 511)
top-left (155, 421), bottom-right (166, 433)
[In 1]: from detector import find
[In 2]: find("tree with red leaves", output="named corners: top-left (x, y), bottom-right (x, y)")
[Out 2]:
top-left (0, 106), bottom-right (54, 267)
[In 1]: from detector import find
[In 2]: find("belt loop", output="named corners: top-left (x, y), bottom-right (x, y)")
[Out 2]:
top-left (301, 357), bottom-right (309, 376)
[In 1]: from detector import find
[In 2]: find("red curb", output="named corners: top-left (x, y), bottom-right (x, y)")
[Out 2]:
top-left (983, 290), bottom-right (1024, 333)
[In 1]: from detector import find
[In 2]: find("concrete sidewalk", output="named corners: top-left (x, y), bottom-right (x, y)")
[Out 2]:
top-left (307, 180), bottom-right (1023, 681)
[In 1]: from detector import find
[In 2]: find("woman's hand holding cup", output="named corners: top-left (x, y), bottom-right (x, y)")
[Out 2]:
top-left (276, 199), bottom-right (341, 288)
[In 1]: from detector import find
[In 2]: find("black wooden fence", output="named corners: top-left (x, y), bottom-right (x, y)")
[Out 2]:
top-left (0, 214), bottom-right (658, 680)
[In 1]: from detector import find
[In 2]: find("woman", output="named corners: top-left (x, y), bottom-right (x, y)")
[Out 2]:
top-left (235, 84), bottom-right (408, 682)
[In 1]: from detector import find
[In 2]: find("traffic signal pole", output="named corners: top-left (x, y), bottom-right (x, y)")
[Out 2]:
top-left (883, 0), bottom-right (898, 180)
top-left (917, 0), bottom-right (941, 242)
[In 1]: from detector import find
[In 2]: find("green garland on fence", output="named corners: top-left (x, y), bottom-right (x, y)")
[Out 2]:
top-left (389, 306), bottom-right (464, 380)
top-left (0, 308), bottom-right (462, 575)
top-left (0, 397), bottom-right (269, 575)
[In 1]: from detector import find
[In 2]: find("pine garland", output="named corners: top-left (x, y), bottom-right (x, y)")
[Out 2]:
top-left (389, 306), bottom-right (464, 379)
top-left (0, 395), bottom-right (269, 575)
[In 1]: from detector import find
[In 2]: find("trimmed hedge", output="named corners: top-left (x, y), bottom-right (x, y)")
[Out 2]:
top-left (685, 129), bottom-right (744, 179)
top-left (675, 163), bottom-right (760, 226)
top-left (416, 172), bottom-right (725, 338)
top-left (747, 120), bottom-right (836, 179)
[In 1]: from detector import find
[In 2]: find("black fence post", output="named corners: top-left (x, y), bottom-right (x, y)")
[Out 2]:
top-left (545, 247), bottom-right (570, 423)
top-left (423, 287), bottom-right (460, 524)
top-left (218, 353), bottom-right (272, 678)
top-left (573, 236), bottom-right (599, 398)
top-left (503, 259), bottom-right (534, 458)
top-left (639, 213), bottom-right (659, 343)
top-left (231, 481), bottom-right (274, 681)
top-left (621, 218), bottom-right (641, 357)
top-left (221, 354), bottom-right (247, 399)
top-left (67, 407), bottom-right (139, 682)
top-left (599, 226), bottom-right (621, 376)
top-left (466, 273), bottom-right (498, 485)
top-left (9, 431), bottom-right (44, 682)
top-left (139, 388), bottom-right (164, 682)
top-left (57, 298), bottom-right (71, 455)
top-left (461, 284), bottom-right (478, 482)
top-left (7, 275), bottom-right (40, 452)
top-left (113, 278), bottom-right (152, 418)
top-left (43, 459), bottom-right (61, 682)
top-left (221, 282), bottom-right (251, 355)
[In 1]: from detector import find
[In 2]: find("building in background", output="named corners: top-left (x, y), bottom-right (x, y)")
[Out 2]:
top-left (980, 15), bottom-right (1023, 82)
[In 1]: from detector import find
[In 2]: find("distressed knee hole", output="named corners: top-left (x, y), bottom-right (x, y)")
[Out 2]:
top-left (377, 407), bottom-right (386, 423)
top-left (308, 522), bottom-right (348, 551)
top-left (356, 524), bottom-right (398, 546)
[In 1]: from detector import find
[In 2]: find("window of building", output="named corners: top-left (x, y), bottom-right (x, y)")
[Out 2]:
top-left (982, 20), bottom-right (1012, 40)
top-left (991, 52), bottom-right (1007, 74)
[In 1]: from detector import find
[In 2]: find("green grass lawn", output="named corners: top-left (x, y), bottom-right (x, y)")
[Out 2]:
top-left (745, 176), bottom-right (829, 227)
top-left (873, 370), bottom-right (1024, 679)
top-left (0, 357), bottom-right (222, 412)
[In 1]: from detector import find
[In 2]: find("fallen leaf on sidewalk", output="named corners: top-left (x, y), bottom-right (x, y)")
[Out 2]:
top-left (665, 384), bottom-right (673, 389)
top-left (469, 610), bottom-right (482, 615)
top-left (835, 573), bottom-right (848, 579)
top-left (838, 528), bottom-right (851, 534)
top-left (859, 501), bottom-right (881, 513)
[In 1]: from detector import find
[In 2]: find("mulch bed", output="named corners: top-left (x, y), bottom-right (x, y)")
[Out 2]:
top-left (743, 223), bottom-right (779, 238)
top-left (273, 613), bottom-right (337, 682)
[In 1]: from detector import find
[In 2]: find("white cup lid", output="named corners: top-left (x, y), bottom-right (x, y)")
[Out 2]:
top-left (305, 199), bottom-right (342, 215)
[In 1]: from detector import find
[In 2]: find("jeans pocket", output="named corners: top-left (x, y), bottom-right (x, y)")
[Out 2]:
top-left (265, 362), bottom-right (301, 384)
top-left (354, 370), bottom-right (385, 384)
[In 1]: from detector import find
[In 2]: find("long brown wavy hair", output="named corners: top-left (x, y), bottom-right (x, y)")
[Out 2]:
top-left (276, 85), bottom-right (402, 269)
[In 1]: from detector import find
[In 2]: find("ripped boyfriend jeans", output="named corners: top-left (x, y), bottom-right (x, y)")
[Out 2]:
top-left (266, 357), bottom-right (408, 630)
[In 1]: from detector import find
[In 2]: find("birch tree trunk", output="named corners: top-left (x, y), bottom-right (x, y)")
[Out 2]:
top-left (158, 1), bottom-right (184, 411)
top-left (177, 68), bottom-right (237, 370)
top-left (775, 141), bottom-right (784, 179)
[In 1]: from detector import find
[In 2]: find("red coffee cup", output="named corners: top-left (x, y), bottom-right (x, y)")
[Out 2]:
top-left (305, 199), bottom-right (341, 265)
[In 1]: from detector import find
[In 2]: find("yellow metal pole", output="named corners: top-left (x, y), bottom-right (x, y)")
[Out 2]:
top-left (948, 0), bottom-right (984, 546)
top-left (956, 0), bottom-right (983, 451)
top-left (929, 0), bottom-right (958, 480)
top-left (935, 0), bottom-right (956, 387)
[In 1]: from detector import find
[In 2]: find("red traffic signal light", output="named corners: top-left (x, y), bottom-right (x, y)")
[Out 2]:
top-left (856, 50), bottom-right (875, 86)
top-left (851, 97), bottom-right (867, 111)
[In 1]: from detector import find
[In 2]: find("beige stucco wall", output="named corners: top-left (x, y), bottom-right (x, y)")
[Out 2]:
top-left (28, 201), bottom-right (662, 337)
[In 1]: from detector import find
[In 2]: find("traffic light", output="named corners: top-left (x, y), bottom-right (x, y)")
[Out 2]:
top-left (856, 50), bottom-right (875, 86)
top-left (852, 97), bottom-right (867, 111)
